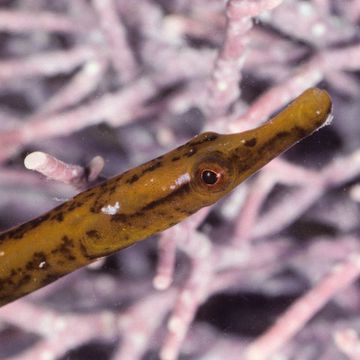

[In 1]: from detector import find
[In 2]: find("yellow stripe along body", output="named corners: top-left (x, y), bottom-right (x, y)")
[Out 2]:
top-left (0, 88), bottom-right (332, 306)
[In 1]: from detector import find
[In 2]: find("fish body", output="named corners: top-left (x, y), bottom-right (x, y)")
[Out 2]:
top-left (0, 88), bottom-right (332, 306)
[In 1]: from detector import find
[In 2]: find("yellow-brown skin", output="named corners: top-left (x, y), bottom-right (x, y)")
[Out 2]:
top-left (0, 88), bottom-right (332, 306)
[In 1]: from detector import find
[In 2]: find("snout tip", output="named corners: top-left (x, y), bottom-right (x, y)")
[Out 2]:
top-left (290, 88), bottom-right (332, 132)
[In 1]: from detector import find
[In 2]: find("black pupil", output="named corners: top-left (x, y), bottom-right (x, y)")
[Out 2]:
top-left (202, 170), bottom-right (219, 185)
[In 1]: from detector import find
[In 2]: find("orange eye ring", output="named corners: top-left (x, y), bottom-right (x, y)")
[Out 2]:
top-left (196, 161), bottom-right (228, 192)
top-left (191, 153), bottom-right (234, 195)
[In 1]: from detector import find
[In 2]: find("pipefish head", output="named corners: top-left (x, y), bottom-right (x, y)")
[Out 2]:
top-left (166, 88), bottom-right (332, 209)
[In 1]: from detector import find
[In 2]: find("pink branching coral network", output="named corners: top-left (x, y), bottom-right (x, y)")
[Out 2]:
top-left (0, 0), bottom-right (359, 359)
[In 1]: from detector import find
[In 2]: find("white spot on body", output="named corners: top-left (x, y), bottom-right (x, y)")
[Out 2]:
top-left (101, 201), bottom-right (120, 215)
top-left (175, 173), bottom-right (191, 186)
top-left (39, 261), bottom-right (46, 269)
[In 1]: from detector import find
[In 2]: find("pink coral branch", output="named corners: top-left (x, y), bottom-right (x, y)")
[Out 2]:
top-left (24, 152), bottom-right (104, 188)
top-left (244, 254), bottom-right (360, 360)
top-left (0, 10), bottom-right (82, 33)
top-left (0, 301), bottom-right (116, 360)
top-left (232, 171), bottom-right (276, 247)
top-left (161, 233), bottom-right (213, 360)
top-left (24, 151), bottom-right (85, 184)
top-left (231, 44), bottom-right (360, 130)
top-left (93, 0), bottom-right (138, 82)
top-left (0, 1), bottom-right (358, 359)
top-left (254, 150), bottom-right (360, 238)
top-left (37, 58), bottom-right (108, 116)
top-left (0, 46), bottom-right (100, 83)
top-left (268, 0), bottom-right (356, 47)
top-left (334, 328), bottom-right (360, 359)
top-left (230, 57), bottom-right (324, 129)
top-left (0, 78), bottom-right (156, 161)
top-left (153, 229), bottom-right (178, 290)
top-left (207, 0), bottom-right (282, 117)
top-left (115, 290), bottom-right (176, 360)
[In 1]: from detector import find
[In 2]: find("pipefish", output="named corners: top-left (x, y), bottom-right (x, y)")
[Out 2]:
top-left (0, 88), bottom-right (332, 306)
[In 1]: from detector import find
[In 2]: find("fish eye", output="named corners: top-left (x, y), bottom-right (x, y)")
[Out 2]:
top-left (201, 169), bottom-right (221, 186)
top-left (192, 154), bottom-right (233, 194)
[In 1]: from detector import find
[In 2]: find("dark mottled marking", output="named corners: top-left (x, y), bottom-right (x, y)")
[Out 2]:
top-left (63, 235), bottom-right (74, 246)
top-left (139, 183), bottom-right (191, 212)
top-left (41, 273), bottom-right (63, 287)
top-left (141, 161), bottom-right (162, 175)
top-left (10, 269), bottom-right (17, 276)
top-left (51, 235), bottom-right (76, 261)
top-left (234, 130), bottom-right (293, 174)
top-left (26, 252), bottom-right (48, 271)
top-left (89, 198), bottom-right (107, 214)
top-left (79, 241), bottom-right (105, 260)
top-left (274, 131), bottom-right (290, 140)
top-left (84, 190), bottom-right (95, 198)
top-left (52, 212), bottom-right (64, 222)
top-left (127, 174), bottom-right (139, 184)
top-left (66, 201), bottom-right (83, 212)
top-left (16, 274), bottom-right (31, 289)
top-left (0, 296), bottom-right (13, 306)
top-left (244, 138), bottom-right (257, 147)
top-left (293, 125), bottom-right (308, 138)
top-left (0, 213), bottom-right (51, 242)
top-left (0, 271), bottom-right (30, 296)
top-left (86, 230), bottom-right (101, 240)
top-left (257, 131), bottom-right (290, 154)
top-left (0, 274), bottom-right (15, 287)
top-left (190, 132), bottom-right (219, 147)
top-left (124, 161), bottom-right (164, 186)
top-left (206, 133), bottom-right (219, 141)
top-left (79, 242), bottom-right (91, 259)
top-left (111, 213), bottom-right (130, 223)
top-left (184, 148), bottom-right (197, 158)
top-left (111, 184), bottom-right (191, 223)
top-left (108, 184), bottom-right (117, 195)
top-left (171, 156), bottom-right (181, 162)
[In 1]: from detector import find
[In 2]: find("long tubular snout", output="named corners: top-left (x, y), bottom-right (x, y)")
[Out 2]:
top-left (225, 88), bottom-right (332, 185)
